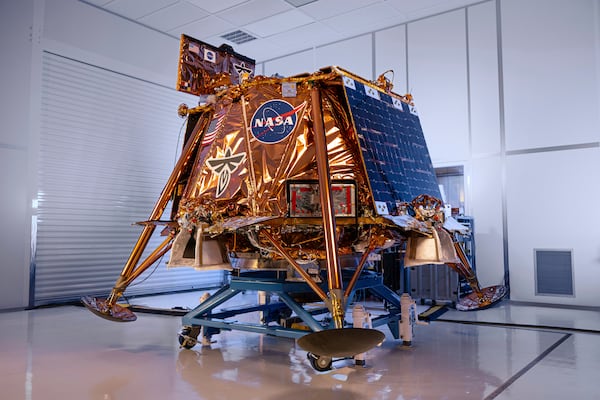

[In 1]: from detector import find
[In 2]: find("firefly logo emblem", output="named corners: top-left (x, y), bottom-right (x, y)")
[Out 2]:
top-left (233, 62), bottom-right (253, 78)
top-left (206, 147), bottom-right (246, 197)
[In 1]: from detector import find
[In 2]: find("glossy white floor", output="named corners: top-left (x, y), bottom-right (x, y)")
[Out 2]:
top-left (1, 291), bottom-right (599, 400)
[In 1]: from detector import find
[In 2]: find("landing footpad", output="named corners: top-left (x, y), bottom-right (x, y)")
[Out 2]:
top-left (456, 285), bottom-right (507, 311)
top-left (297, 328), bottom-right (385, 357)
top-left (81, 296), bottom-right (137, 322)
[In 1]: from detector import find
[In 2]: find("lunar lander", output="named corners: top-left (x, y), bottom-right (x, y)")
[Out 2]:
top-left (82, 35), bottom-right (506, 371)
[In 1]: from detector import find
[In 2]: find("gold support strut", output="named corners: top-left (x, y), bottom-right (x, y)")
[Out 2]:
top-left (260, 229), bottom-right (329, 303)
top-left (344, 240), bottom-right (376, 299)
top-left (447, 240), bottom-right (482, 296)
top-left (240, 95), bottom-right (259, 215)
top-left (448, 238), bottom-right (508, 310)
top-left (293, 84), bottom-right (386, 358)
top-left (310, 85), bottom-right (345, 329)
top-left (104, 113), bottom-right (211, 306)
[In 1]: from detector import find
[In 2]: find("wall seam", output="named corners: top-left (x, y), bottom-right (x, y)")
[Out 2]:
top-left (405, 24), bottom-right (409, 92)
top-left (372, 32), bottom-right (376, 81)
top-left (495, 0), bottom-right (510, 291)
top-left (27, 0), bottom-right (46, 308)
top-left (594, 0), bottom-right (600, 125)
top-left (506, 142), bottom-right (600, 156)
top-left (465, 7), bottom-right (473, 215)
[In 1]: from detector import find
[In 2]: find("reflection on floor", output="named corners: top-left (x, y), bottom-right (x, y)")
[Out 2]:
top-left (1, 291), bottom-right (599, 400)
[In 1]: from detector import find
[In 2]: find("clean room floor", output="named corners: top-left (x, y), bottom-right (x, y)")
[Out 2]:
top-left (1, 291), bottom-right (599, 400)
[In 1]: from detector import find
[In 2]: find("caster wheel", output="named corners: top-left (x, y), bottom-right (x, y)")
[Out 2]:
top-left (178, 326), bottom-right (200, 349)
top-left (307, 352), bottom-right (332, 372)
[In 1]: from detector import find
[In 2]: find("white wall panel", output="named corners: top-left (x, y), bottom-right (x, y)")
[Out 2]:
top-left (502, 0), bottom-right (600, 151)
top-left (0, 0), bottom-right (36, 309)
top-left (43, 0), bottom-right (180, 88)
top-left (506, 148), bottom-right (600, 306)
top-left (264, 49), bottom-right (315, 78)
top-left (0, 148), bottom-right (29, 309)
top-left (1, 0), bottom-right (33, 150)
top-left (256, 62), bottom-right (264, 77)
top-left (407, 10), bottom-right (469, 164)
top-left (467, 1), bottom-right (501, 156)
top-left (375, 25), bottom-right (407, 95)
top-left (469, 156), bottom-right (505, 287)
top-left (315, 35), bottom-right (373, 80)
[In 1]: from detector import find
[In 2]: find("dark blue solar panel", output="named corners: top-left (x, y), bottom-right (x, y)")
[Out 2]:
top-left (343, 78), bottom-right (441, 213)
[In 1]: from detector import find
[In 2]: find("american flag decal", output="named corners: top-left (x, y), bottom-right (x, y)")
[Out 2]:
top-left (202, 110), bottom-right (227, 147)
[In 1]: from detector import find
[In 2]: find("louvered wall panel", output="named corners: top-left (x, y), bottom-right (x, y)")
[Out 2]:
top-left (35, 52), bottom-right (224, 305)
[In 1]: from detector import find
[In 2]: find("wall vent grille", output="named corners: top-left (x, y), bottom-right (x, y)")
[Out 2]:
top-left (534, 249), bottom-right (574, 296)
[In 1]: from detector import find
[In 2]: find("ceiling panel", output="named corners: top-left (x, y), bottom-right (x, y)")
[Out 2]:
top-left (265, 22), bottom-right (343, 57)
top-left (171, 15), bottom-right (235, 38)
top-left (243, 9), bottom-right (315, 38)
top-left (323, 2), bottom-right (404, 36)
top-left (81, 0), bottom-right (493, 63)
top-left (81, 0), bottom-right (114, 6)
top-left (385, 0), bottom-right (450, 11)
top-left (185, 0), bottom-right (249, 14)
top-left (299, 0), bottom-right (383, 20)
top-left (217, 0), bottom-right (292, 26)
top-left (103, 0), bottom-right (178, 19)
top-left (233, 37), bottom-right (284, 60)
top-left (386, 0), bottom-right (483, 17)
top-left (138, 1), bottom-right (207, 31)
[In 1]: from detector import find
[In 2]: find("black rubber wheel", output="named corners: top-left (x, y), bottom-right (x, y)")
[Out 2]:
top-left (178, 326), bottom-right (199, 349)
top-left (307, 352), bottom-right (333, 372)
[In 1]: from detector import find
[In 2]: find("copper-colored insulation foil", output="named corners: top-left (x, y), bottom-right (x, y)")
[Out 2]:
top-left (170, 69), bottom-right (423, 267)
top-left (180, 73), bottom-right (370, 220)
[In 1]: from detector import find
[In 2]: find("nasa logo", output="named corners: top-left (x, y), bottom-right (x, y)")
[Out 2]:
top-left (250, 100), bottom-right (306, 144)
top-left (204, 48), bottom-right (217, 63)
